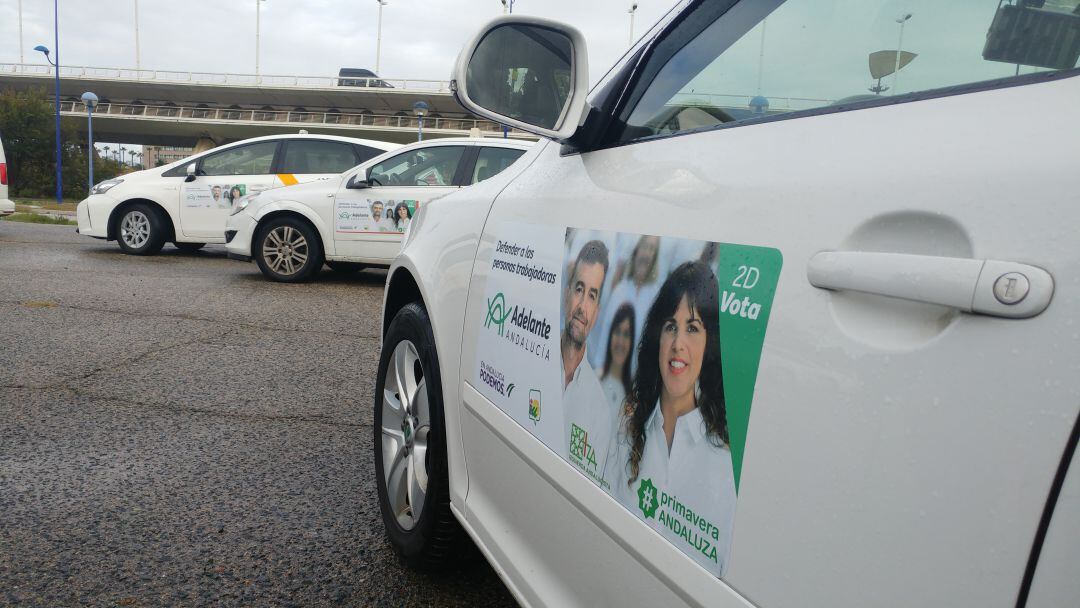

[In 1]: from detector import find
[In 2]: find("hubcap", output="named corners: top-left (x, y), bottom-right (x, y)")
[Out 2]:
top-left (262, 225), bottom-right (309, 276)
top-left (120, 210), bottom-right (151, 248)
top-left (380, 339), bottom-right (430, 530)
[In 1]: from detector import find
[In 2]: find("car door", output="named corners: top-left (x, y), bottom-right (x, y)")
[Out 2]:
top-left (332, 144), bottom-right (470, 260)
top-left (457, 2), bottom-right (1080, 607)
top-left (179, 140), bottom-right (281, 239)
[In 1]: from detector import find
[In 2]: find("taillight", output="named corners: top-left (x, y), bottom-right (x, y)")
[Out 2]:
top-left (0, 163), bottom-right (7, 186)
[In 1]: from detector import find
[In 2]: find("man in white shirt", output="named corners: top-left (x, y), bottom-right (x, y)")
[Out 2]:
top-left (561, 239), bottom-right (617, 490)
top-left (369, 201), bottom-right (395, 232)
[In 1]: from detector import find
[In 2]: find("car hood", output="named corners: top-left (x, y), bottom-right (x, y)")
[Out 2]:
top-left (247, 176), bottom-right (341, 211)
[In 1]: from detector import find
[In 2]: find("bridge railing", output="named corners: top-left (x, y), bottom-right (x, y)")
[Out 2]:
top-left (58, 100), bottom-right (517, 134)
top-left (0, 62), bottom-right (451, 92)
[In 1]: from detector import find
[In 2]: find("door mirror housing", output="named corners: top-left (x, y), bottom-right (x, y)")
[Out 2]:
top-left (452, 16), bottom-right (589, 142)
top-left (346, 172), bottom-right (370, 190)
top-left (184, 162), bottom-right (197, 182)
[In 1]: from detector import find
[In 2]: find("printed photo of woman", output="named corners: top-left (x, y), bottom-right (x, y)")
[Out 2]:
top-left (393, 201), bottom-right (412, 233)
top-left (608, 260), bottom-right (736, 578)
top-left (599, 303), bottom-right (635, 413)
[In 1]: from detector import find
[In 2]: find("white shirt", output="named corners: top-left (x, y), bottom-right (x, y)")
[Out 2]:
top-left (562, 348), bottom-right (617, 491)
top-left (608, 403), bottom-right (737, 577)
top-left (599, 373), bottom-right (627, 413)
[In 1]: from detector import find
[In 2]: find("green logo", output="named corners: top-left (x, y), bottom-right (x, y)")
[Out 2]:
top-left (507, 383), bottom-right (515, 397)
top-left (638, 478), bottom-right (659, 519)
top-left (484, 292), bottom-right (512, 336)
top-left (569, 423), bottom-right (597, 470)
top-left (338, 211), bottom-right (350, 219)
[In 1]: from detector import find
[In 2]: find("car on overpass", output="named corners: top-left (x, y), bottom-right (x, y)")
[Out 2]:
top-left (373, 3), bottom-right (1079, 608)
top-left (337, 67), bottom-right (393, 88)
top-left (75, 133), bottom-right (401, 255)
top-left (224, 136), bottom-right (533, 282)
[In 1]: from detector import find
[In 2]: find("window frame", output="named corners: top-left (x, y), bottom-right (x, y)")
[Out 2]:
top-left (574, 0), bottom-right (1080, 154)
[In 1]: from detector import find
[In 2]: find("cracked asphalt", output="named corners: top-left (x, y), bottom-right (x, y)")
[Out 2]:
top-left (0, 221), bottom-right (516, 607)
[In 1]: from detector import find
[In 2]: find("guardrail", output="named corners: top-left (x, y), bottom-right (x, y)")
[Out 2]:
top-left (58, 100), bottom-right (516, 134)
top-left (0, 62), bottom-right (452, 92)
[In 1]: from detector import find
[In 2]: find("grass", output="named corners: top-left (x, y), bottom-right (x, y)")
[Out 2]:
top-left (13, 199), bottom-right (80, 212)
top-left (1, 213), bottom-right (77, 226)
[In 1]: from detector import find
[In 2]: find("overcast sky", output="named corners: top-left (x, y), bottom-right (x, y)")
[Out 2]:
top-left (2, 0), bottom-right (675, 83)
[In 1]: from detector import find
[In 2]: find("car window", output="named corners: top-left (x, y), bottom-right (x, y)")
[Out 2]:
top-left (354, 144), bottom-right (388, 163)
top-left (279, 140), bottom-right (357, 174)
top-left (612, 0), bottom-right (1080, 143)
top-left (469, 147), bottom-right (526, 185)
top-left (200, 141), bottom-right (278, 176)
top-left (368, 146), bottom-right (466, 187)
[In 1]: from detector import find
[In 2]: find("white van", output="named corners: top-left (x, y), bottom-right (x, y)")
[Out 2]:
top-left (0, 135), bottom-right (14, 216)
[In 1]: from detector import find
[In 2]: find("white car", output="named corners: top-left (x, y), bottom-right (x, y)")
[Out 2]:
top-left (75, 133), bottom-right (400, 255)
top-left (0, 135), bottom-right (14, 216)
top-left (224, 137), bottom-right (532, 282)
top-left (374, 4), bottom-right (1079, 608)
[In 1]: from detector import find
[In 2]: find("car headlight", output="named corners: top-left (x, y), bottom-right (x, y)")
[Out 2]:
top-left (90, 178), bottom-right (123, 195)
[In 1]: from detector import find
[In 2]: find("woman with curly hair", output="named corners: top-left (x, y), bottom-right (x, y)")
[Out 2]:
top-left (607, 260), bottom-right (737, 577)
top-left (393, 201), bottom-right (412, 232)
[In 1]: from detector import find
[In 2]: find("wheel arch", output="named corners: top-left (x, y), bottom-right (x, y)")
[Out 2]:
top-left (383, 266), bottom-right (425, 338)
top-left (108, 198), bottom-right (176, 242)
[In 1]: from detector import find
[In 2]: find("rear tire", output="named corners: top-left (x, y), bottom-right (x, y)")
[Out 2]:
top-left (174, 242), bottom-right (206, 252)
top-left (115, 204), bottom-right (166, 255)
top-left (253, 216), bottom-right (323, 283)
top-left (374, 302), bottom-right (462, 571)
top-left (326, 261), bottom-right (366, 273)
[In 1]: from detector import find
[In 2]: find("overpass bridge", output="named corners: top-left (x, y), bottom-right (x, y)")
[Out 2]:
top-left (0, 62), bottom-right (529, 146)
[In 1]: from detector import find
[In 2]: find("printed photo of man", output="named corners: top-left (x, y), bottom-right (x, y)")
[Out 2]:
top-left (210, 185), bottom-right (223, 208)
top-left (369, 201), bottom-right (395, 232)
top-left (561, 239), bottom-right (616, 488)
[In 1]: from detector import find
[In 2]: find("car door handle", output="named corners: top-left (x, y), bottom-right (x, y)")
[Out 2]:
top-left (807, 251), bottom-right (1054, 319)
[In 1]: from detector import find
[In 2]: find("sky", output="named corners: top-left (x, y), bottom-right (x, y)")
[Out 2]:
top-left (2, 0), bottom-right (675, 84)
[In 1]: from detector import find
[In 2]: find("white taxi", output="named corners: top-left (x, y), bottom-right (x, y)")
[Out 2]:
top-left (374, 3), bottom-right (1080, 608)
top-left (75, 133), bottom-right (399, 255)
top-left (224, 137), bottom-right (532, 282)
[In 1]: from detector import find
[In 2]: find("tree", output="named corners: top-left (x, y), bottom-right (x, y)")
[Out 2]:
top-left (0, 87), bottom-right (122, 199)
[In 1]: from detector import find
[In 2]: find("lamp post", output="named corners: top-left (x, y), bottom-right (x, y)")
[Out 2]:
top-left (413, 101), bottom-right (429, 141)
top-left (501, 0), bottom-right (515, 13)
top-left (35, 42), bottom-right (62, 204)
top-left (81, 92), bottom-right (98, 193)
top-left (375, 1), bottom-right (388, 76)
top-left (18, 0), bottom-right (24, 64)
top-left (628, 3), bottom-right (638, 46)
top-left (255, 0), bottom-right (266, 81)
top-left (893, 13), bottom-right (912, 94)
top-left (134, 0), bottom-right (141, 74)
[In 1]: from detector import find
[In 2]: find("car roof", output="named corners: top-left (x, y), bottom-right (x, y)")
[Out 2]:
top-left (153, 133), bottom-right (402, 172)
top-left (395, 137), bottom-right (536, 150)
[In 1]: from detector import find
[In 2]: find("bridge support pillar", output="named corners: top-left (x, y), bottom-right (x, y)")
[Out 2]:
top-left (192, 136), bottom-right (219, 153)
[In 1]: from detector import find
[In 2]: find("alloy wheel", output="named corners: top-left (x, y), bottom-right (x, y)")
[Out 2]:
top-left (262, 225), bottom-right (309, 276)
top-left (120, 210), bottom-right (151, 249)
top-left (380, 339), bottom-right (431, 530)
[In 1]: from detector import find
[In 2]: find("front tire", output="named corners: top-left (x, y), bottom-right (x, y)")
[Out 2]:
top-left (253, 216), bottom-right (323, 282)
top-left (374, 302), bottom-right (462, 570)
top-left (116, 204), bottom-right (166, 255)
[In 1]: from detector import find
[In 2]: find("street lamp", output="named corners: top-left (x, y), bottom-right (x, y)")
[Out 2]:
top-left (81, 92), bottom-right (98, 193)
top-left (893, 13), bottom-right (913, 94)
top-left (134, 0), bottom-right (141, 74)
top-left (255, 0), bottom-right (267, 81)
top-left (375, 1), bottom-right (388, 76)
top-left (628, 3), bottom-right (638, 46)
top-left (35, 42), bottom-right (62, 204)
top-left (501, 0), bottom-right (516, 14)
top-left (413, 100), bottom-right (429, 141)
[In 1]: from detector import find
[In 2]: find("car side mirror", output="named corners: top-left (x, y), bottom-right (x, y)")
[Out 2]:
top-left (184, 162), bottom-right (197, 182)
top-left (346, 172), bottom-right (370, 190)
top-left (452, 16), bottom-right (589, 142)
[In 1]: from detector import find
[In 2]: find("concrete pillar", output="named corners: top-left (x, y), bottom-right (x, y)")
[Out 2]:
top-left (192, 136), bottom-right (219, 153)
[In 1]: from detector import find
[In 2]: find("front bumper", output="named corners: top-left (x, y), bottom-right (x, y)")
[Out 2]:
top-left (76, 194), bottom-right (117, 238)
top-left (224, 212), bottom-right (257, 261)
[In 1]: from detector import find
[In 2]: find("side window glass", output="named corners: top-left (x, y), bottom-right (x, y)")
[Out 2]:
top-left (368, 146), bottom-right (466, 187)
top-left (470, 147), bottom-right (526, 184)
top-left (279, 140), bottom-right (358, 174)
top-left (614, 0), bottom-right (1080, 143)
top-left (200, 142), bottom-right (278, 176)
top-left (354, 144), bottom-right (386, 164)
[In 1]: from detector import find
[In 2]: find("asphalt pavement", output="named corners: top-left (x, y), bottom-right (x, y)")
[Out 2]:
top-left (0, 221), bottom-right (516, 607)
